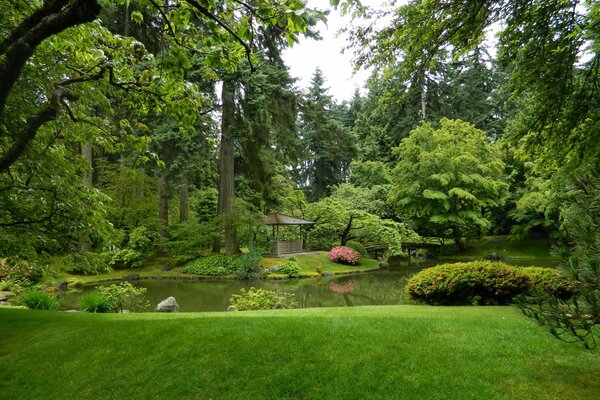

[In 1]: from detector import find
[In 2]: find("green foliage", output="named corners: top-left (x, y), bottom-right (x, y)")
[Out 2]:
top-left (406, 261), bottom-right (574, 306)
top-left (128, 226), bottom-right (157, 252)
top-left (520, 174), bottom-right (600, 348)
top-left (182, 255), bottom-right (229, 277)
top-left (95, 282), bottom-right (148, 313)
top-left (349, 160), bottom-right (391, 188)
top-left (229, 287), bottom-right (296, 311)
top-left (182, 247), bottom-right (264, 279)
top-left (80, 292), bottom-right (112, 313)
top-left (58, 252), bottom-right (111, 275)
top-left (0, 258), bottom-right (45, 283)
top-left (110, 248), bottom-right (145, 269)
top-left (167, 222), bottom-right (215, 264)
top-left (278, 261), bottom-right (301, 278)
top-left (346, 241), bottom-right (368, 257)
top-left (0, 278), bottom-right (26, 293)
top-left (19, 289), bottom-right (59, 311)
top-left (390, 119), bottom-right (508, 247)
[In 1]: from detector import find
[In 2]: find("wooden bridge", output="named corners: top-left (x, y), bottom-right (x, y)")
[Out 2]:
top-left (364, 242), bottom-right (442, 264)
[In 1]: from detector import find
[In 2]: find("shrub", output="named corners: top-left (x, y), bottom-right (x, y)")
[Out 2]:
top-left (0, 258), bottom-right (45, 283)
top-left (279, 261), bottom-right (301, 278)
top-left (405, 261), bottom-right (575, 305)
top-left (182, 255), bottom-right (229, 276)
top-left (328, 246), bottom-right (361, 265)
top-left (95, 282), bottom-right (148, 313)
top-left (231, 247), bottom-right (264, 279)
top-left (80, 292), bottom-right (112, 313)
top-left (520, 266), bottom-right (576, 299)
top-left (229, 287), bottom-right (296, 311)
top-left (167, 223), bottom-right (215, 264)
top-left (110, 248), bottom-right (145, 269)
top-left (61, 252), bottom-right (111, 275)
top-left (183, 247), bottom-right (265, 279)
top-left (0, 278), bottom-right (27, 293)
top-left (346, 241), bottom-right (368, 257)
top-left (19, 289), bottom-right (59, 310)
top-left (128, 226), bottom-right (157, 252)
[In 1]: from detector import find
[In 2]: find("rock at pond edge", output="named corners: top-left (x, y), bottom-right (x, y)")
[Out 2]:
top-left (155, 296), bottom-right (179, 312)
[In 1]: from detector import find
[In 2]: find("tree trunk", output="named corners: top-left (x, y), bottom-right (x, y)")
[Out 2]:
top-left (158, 175), bottom-right (169, 253)
top-left (452, 226), bottom-right (465, 251)
top-left (213, 79), bottom-right (237, 254)
top-left (179, 167), bottom-right (189, 223)
top-left (420, 78), bottom-right (427, 120)
top-left (340, 214), bottom-right (354, 246)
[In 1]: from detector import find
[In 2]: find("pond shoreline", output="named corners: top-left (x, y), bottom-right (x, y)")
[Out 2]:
top-left (68, 265), bottom-right (386, 287)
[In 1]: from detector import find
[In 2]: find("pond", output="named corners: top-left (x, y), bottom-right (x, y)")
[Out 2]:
top-left (59, 256), bottom-right (558, 312)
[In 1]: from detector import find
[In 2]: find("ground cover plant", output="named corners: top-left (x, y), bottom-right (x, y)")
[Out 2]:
top-left (406, 261), bottom-right (575, 305)
top-left (0, 306), bottom-right (598, 399)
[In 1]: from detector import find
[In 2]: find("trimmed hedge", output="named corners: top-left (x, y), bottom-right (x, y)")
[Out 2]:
top-left (346, 241), bottom-right (368, 257)
top-left (405, 261), bottom-right (575, 305)
top-left (278, 261), bottom-right (301, 278)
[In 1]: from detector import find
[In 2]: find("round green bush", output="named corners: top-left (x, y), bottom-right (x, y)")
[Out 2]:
top-left (346, 241), bottom-right (368, 258)
top-left (278, 261), bottom-right (301, 278)
top-left (19, 289), bottom-right (59, 310)
top-left (406, 261), bottom-right (576, 305)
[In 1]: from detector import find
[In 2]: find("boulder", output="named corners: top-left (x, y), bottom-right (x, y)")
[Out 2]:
top-left (268, 266), bottom-right (280, 272)
top-left (161, 263), bottom-right (173, 271)
top-left (155, 296), bottom-right (179, 312)
top-left (56, 281), bottom-right (68, 291)
top-left (123, 274), bottom-right (140, 281)
top-left (322, 271), bottom-right (334, 277)
top-left (227, 305), bottom-right (236, 312)
top-left (485, 252), bottom-right (505, 261)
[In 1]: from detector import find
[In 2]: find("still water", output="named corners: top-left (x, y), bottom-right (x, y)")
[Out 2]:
top-left (59, 256), bottom-right (558, 312)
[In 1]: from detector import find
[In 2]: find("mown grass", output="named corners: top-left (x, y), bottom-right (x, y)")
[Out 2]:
top-left (0, 306), bottom-right (598, 399)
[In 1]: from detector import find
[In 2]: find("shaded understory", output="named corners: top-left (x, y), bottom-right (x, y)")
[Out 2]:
top-left (0, 306), bottom-right (598, 399)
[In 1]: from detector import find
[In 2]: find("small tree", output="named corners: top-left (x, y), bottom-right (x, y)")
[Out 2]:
top-left (389, 119), bottom-right (508, 248)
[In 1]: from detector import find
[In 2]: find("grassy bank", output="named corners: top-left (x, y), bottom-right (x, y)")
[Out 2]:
top-left (62, 252), bottom-right (381, 285)
top-left (1, 306), bottom-right (598, 399)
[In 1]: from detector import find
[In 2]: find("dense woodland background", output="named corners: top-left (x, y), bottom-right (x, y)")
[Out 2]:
top-left (0, 0), bottom-right (597, 273)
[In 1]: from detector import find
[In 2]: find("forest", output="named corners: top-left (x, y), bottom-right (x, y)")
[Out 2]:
top-left (1, 0), bottom-right (598, 337)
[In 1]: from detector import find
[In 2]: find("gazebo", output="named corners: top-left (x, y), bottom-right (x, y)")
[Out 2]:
top-left (266, 213), bottom-right (315, 256)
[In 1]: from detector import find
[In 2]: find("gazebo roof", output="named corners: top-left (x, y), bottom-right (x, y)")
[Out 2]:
top-left (265, 213), bottom-right (315, 226)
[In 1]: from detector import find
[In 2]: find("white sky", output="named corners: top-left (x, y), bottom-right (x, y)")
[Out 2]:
top-left (282, 0), bottom-right (392, 102)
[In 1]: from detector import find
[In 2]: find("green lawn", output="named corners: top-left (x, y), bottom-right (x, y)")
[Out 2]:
top-left (1, 306), bottom-right (598, 399)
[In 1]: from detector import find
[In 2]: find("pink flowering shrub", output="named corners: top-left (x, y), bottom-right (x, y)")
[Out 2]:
top-left (328, 246), bottom-right (361, 265)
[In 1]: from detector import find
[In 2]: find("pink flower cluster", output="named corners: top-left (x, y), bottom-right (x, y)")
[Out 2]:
top-left (328, 246), bottom-right (361, 265)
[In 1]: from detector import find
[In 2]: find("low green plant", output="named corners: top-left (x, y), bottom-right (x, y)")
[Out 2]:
top-left (315, 265), bottom-right (323, 275)
top-left (346, 241), bottom-right (368, 257)
top-left (0, 278), bottom-right (26, 293)
top-left (182, 255), bottom-right (229, 276)
top-left (80, 292), bottom-right (112, 313)
top-left (183, 247), bottom-right (265, 279)
top-left (96, 282), bottom-right (148, 313)
top-left (229, 287), bottom-right (296, 311)
top-left (127, 226), bottom-right (157, 252)
top-left (406, 261), bottom-right (575, 305)
top-left (278, 261), bottom-right (301, 278)
top-left (19, 289), bottom-right (59, 310)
